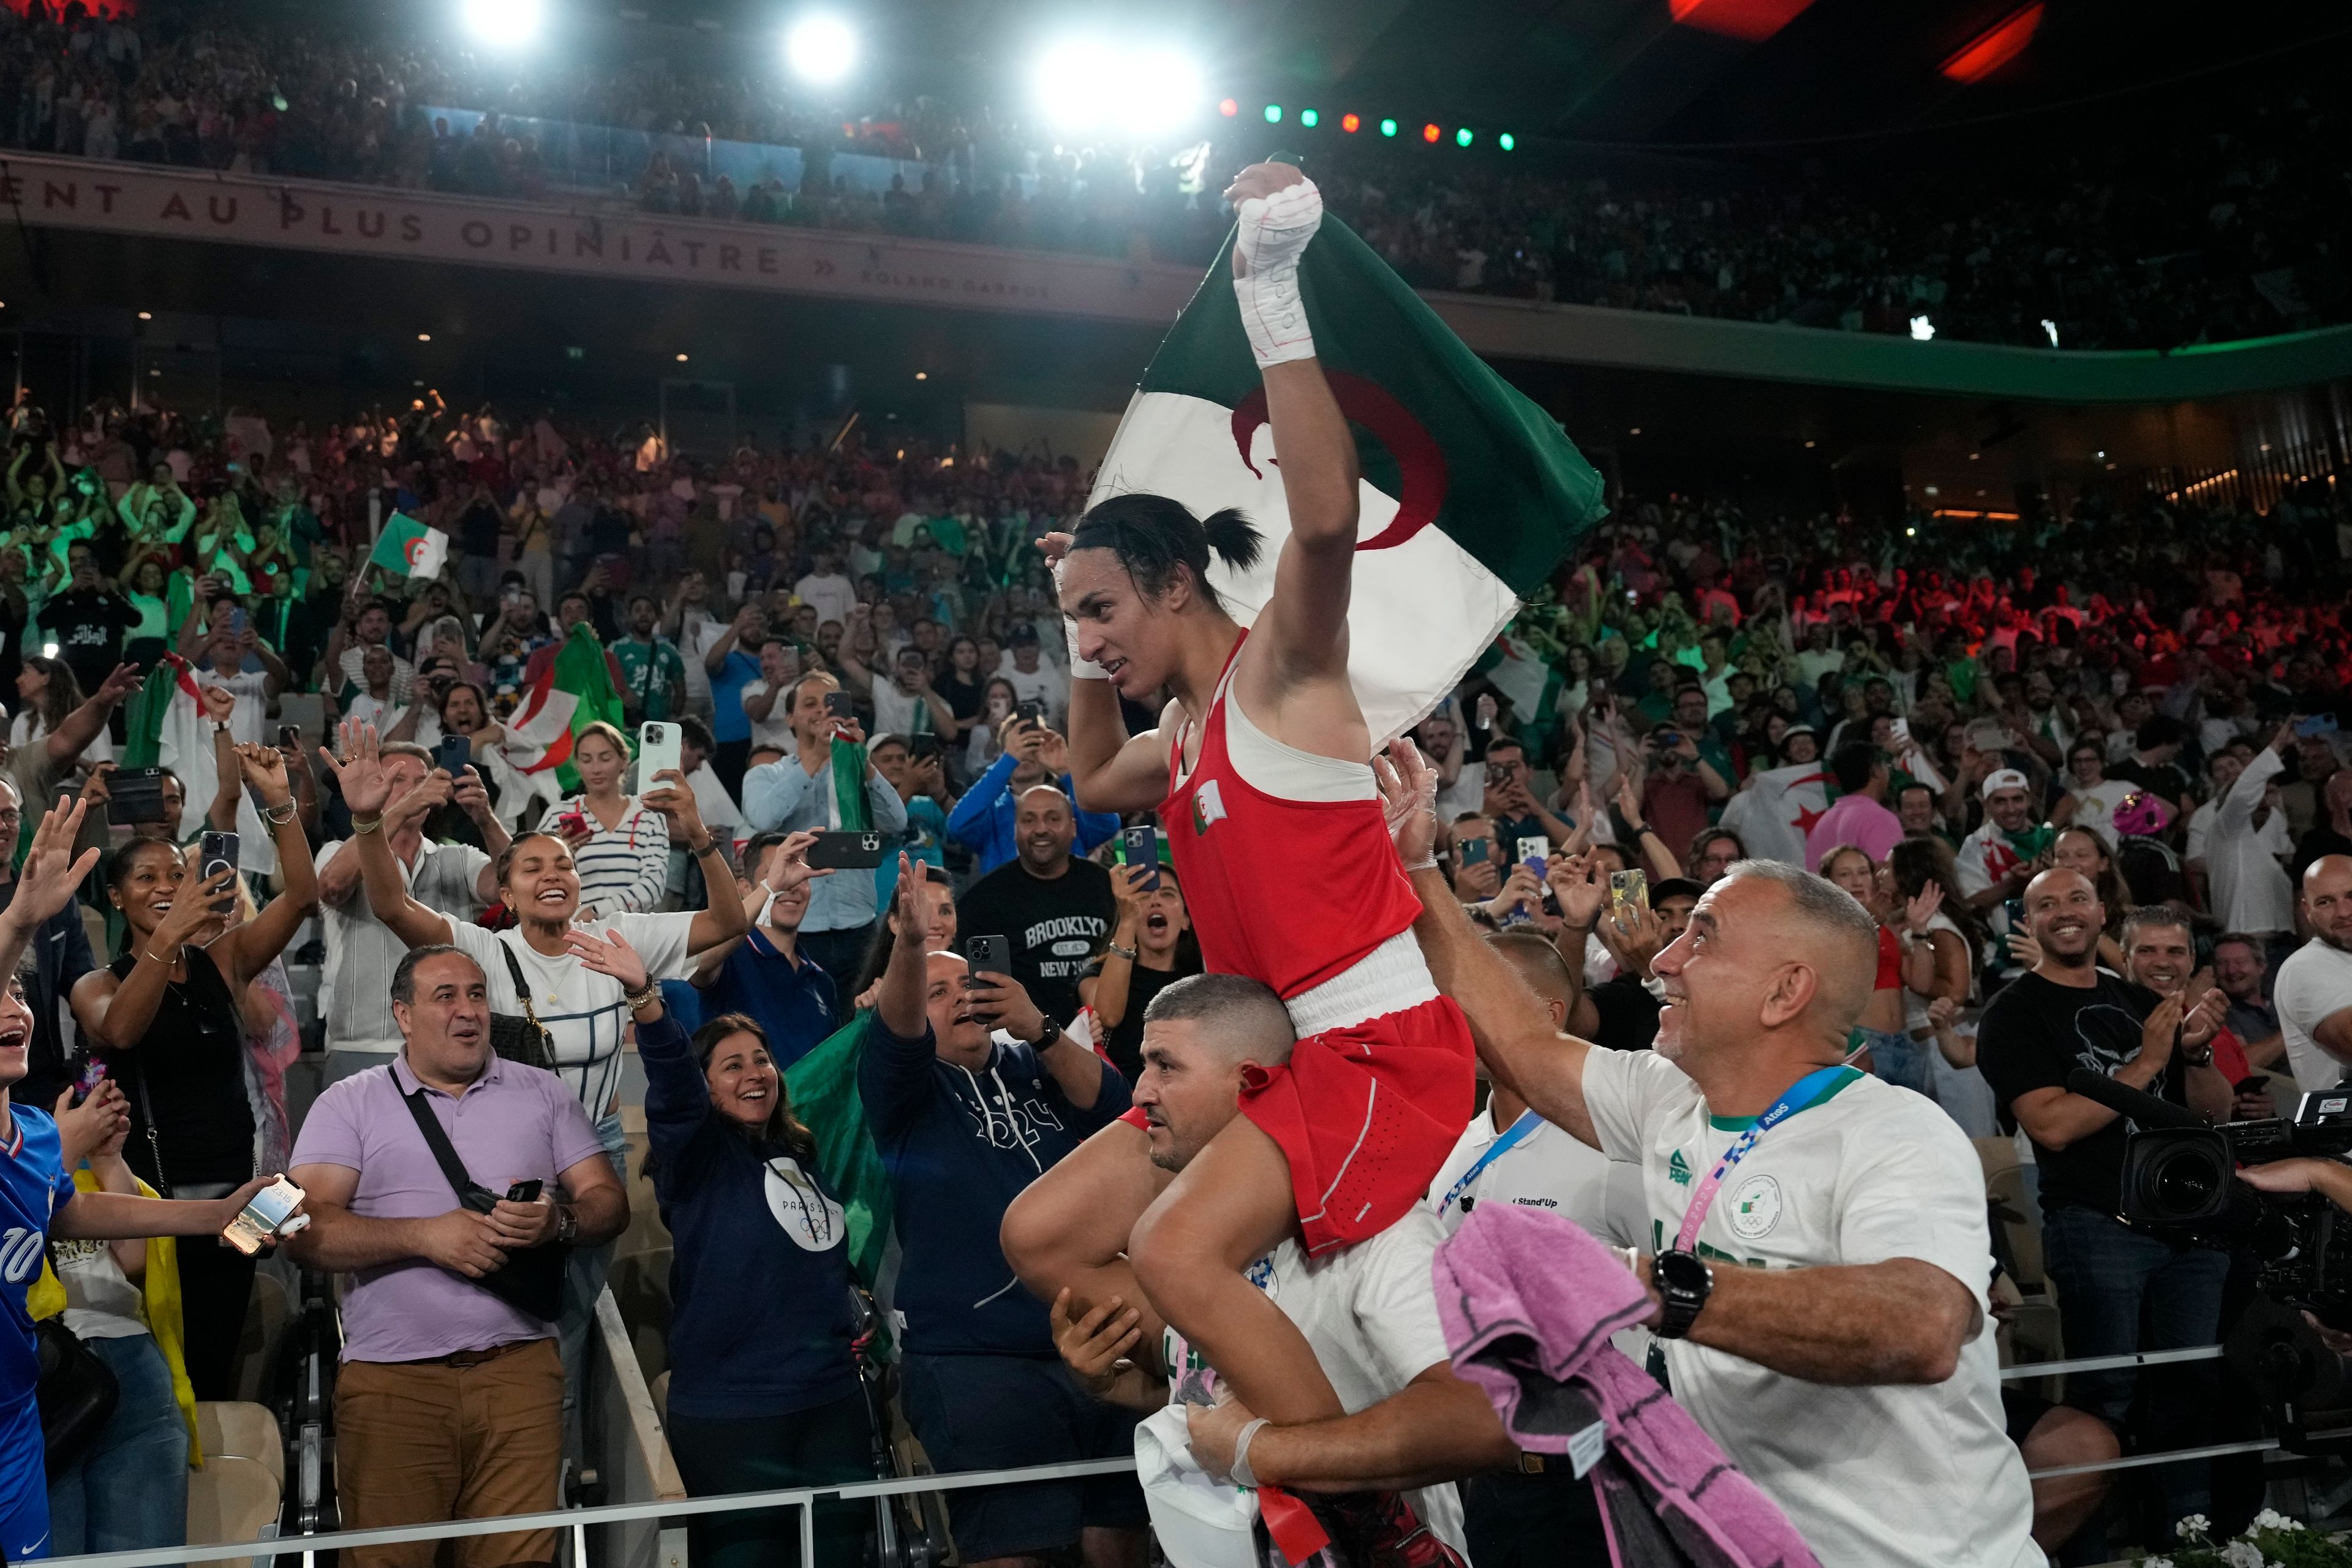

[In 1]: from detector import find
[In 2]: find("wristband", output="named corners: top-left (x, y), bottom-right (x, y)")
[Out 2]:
top-left (262, 800), bottom-right (296, 825)
top-left (1228, 1417), bottom-right (1272, 1488)
top-left (352, 815), bottom-right (385, 835)
top-left (1406, 854), bottom-right (1438, 872)
top-left (1229, 179), bottom-right (1322, 368)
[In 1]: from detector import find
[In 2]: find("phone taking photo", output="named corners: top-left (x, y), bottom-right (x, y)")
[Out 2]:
top-left (437, 733), bottom-right (472, 778)
top-left (1120, 824), bottom-right (1161, 891)
top-left (965, 935), bottom-right (1009, 979)
top-left (637, 721), bottom-right (682, 786)
top-left (110, 766), bottom-right (169, 826)
top-left (1609, 869), bottom-right (1649, 925)
top-left (198, 831), bottom-right (239, 916)
top-left (803, 831), bottom-right (886, 870)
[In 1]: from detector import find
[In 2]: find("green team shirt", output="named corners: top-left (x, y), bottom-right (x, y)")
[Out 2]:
top-left (614, 635), bottom-right (686, 720)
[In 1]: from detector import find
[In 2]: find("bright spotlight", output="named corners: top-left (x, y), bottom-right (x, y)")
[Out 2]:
top-left (1035, 40), bottom-right (1203, 135)
top-left (2040, 318), bottom-right (2060, 348)
top-left (461, 0), bottom-right (544, 49)
top-left (786, 15), bottom-right (858, 86)
top-left (1909, 314), bottom-right (1936, 341)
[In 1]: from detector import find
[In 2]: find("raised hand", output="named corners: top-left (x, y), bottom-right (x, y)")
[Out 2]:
top-left (234, 742), bottom-right (292, 807)
top-left (1902, 880), bottom-right (1944, 937)
top-left (643, 767), bottom-right (706, 841)
top-left (1547, 853), bottom-right (1608, 930)
top-left (761, 830), bottom-right (831, 894)
top-left (564, 925), bottom-right (651, 994)
top-left (323, 720), bottom-right (391, 816)
top-left (95, 662), bottom-right (141, 705)
top-left (202, 684), bottom-right (238, 723)
top-left (1373, 737), bottom-right (1439, 869)
top-left (9, 794), bottom-right (100, 930)
top-left (1035, 530), bottom-right (1076, 573)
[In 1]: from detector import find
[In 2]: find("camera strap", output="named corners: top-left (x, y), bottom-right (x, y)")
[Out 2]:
top-left (1674, 1065), bottom-right (1861, 1253)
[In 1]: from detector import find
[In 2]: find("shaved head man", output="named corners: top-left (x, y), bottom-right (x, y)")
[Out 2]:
top-left (2277, 855), bottom-right (2352, 1091)
top-left (1386, 731), bottom-right (2039, 1568)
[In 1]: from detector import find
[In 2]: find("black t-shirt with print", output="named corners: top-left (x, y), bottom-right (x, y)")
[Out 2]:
top-left (955, 858), bottom-right (1116, 1024)
top-left (1977, 970), bottom-right (2185, 1217)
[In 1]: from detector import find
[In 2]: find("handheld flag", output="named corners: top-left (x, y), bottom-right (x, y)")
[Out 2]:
top-left (1718, 761), bottom-right (1832, 869)
top-left (1088, 215), bottom-right (1607, 742)
top-left (366, 513), bottom-right (449, 580)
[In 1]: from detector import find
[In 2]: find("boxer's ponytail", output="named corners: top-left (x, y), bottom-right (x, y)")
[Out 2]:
top-left (1069, 492), bottom-right (1262, 614)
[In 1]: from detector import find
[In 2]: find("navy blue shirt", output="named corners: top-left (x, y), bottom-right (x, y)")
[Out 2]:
top-left (859, 1014), bottom-right (1129, 1356)
top-left (698, 930), bottom-right (840, 1070)
top-left (641, 1009), bottom-right (862, 1420)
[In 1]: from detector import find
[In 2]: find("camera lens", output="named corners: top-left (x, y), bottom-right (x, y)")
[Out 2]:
top-left (2150, 1153), bottom-right (2223, 1216)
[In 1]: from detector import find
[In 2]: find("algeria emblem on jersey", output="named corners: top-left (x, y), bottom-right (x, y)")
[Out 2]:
top-left (1727, 1174), bottom-right (1782, 1240)
top-left (1193, 778), bottom-right (1227, 835)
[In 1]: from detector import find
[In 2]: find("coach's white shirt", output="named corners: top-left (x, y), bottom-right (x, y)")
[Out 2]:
top-left (1581, 1048), bottom-right (2041, 1568)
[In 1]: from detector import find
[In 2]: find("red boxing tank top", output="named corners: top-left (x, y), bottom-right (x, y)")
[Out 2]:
top-left (1161, 639), bottom-right (1427, 1001)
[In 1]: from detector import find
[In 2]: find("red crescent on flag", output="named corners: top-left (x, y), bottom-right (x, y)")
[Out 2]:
top-left (1229, 373), bottom-right (1448, 551)
top-left (403, 535), bottom-right (431, 567)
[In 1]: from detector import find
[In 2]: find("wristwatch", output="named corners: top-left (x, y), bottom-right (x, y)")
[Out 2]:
top-left (1653, 1249), bottom-right (1714, 1340)
top-left (1030, 1016), bottom-right (1063, 1050)
top-left (555, 1206), bottom-right (579, 1246)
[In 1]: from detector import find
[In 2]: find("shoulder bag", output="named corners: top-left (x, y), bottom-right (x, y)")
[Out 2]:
top-left (487, 938), bottom-right (557, 1072)
top-left (36, 1316), bottom-right (119, 1478)
top-left (393, 1069), bottom-right (568, 1321)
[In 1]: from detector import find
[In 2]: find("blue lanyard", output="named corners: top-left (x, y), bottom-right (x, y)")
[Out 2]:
top-left (1674, 1065), bottom-right (1860, 1252)
top-left (1436, 1110), bottom-right (1542, 1218)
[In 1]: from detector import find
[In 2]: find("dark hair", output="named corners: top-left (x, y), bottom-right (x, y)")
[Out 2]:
top-left (17, 656), bottom-right (81, 735)
top-left (692, 1013), bottom-right (816, 1160)
top-left (676, 715), bottom-right (715, 752)
top-left (494, 831), bottom-right (570, 891)
top-left (1141, 973), bottom-right (1293, 1063)
top-left (437, 681), bottom-right (488, 721)
top-left (390, 944), bottom-right (484, 1005)
top-left (1887, 835), bottom-right (1988, 965)
top-left (2212, 931), bottom-right (2267, 961)
top-left (105, 835), bottom-right (181, 894)
top-left (1068, 493), bottom-right (1263, 616)
top-left (1828, 742), bottom-right (1880, 796)
top-left (2136, 715), bottom-right (2187, 752)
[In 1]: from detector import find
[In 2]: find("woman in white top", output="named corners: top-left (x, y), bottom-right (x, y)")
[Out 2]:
top-left (956, 676), bottom-right (1019, 790)
top-left (538, 722), bottom-right (669, 921)
top-left (2055, 740), bottom-right (2137, 842)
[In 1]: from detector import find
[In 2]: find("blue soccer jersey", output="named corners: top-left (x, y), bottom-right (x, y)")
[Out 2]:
top-left (0, 1105), bottom-right (78, 1559)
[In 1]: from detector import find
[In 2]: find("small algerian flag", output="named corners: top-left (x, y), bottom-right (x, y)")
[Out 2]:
top-left (366, 512), bottom-right (449, 579)
top-left (1480, 631), bottom-right (1564, 729)
top-left (1090, 212), bottom-right (1607, 742)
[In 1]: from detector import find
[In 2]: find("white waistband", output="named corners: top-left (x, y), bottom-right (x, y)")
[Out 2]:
top-left (1286, 929), bottom-right (1439, 1039)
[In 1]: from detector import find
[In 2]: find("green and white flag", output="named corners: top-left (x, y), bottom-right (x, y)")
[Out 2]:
top-left (1089, 216), bottom-right (1607, 741)
top-left (366, 512), bottom-right (449, 579)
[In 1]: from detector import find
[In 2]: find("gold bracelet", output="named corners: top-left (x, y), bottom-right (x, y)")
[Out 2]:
top-left (142, 949), bottom-right (173, 965)
top-left (262, 800), bottom-right (296, 825)
top-left (624, 985), bottom-right (661, 1012)
top-left (352, 815), bottom-right (384, 835)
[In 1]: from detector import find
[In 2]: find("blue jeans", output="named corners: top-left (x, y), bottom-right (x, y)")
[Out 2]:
top-left (2042, 1205), bottom-right (2230, 1519)
top-left (557, 1112), bottom-right (631, 1452)
top-left (47, 1333), bottom-right (189, 1559)
top-left (1853, 1025), bottom-right (1937, 1099)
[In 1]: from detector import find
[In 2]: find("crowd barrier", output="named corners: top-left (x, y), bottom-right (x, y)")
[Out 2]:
top-left (40, 1343), bottom-right (2324, 1567)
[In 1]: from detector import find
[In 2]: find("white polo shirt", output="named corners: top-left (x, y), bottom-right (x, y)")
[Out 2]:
top-left (1580, 1047), bottom-right (2040, 1568)
top-left (2276, 935), bottom-right (2352, 1091)
top-left (1428, 1100), bottom-right (1646, 1248)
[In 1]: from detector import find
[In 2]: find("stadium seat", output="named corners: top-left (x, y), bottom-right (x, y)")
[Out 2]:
top-left (186, 1401), bottom-right (284, 1551)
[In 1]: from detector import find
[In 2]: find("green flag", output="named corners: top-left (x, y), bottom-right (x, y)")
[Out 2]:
top-left (1091, 213), bottom-right (1605, 740)
top-left (782, 1012), bottom-right (895, 1294)
top-left (830, 737), bottom-right (871, 831)
top-left (552, 625), bottom-right (624, 794)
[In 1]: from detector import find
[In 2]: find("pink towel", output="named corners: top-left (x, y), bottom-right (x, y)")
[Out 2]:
top-left (1435, 1202), bottom-right (1820, 1568)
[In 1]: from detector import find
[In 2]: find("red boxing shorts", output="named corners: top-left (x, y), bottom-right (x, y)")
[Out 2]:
top-left (1238, 993), bottom-right (1475, 1256)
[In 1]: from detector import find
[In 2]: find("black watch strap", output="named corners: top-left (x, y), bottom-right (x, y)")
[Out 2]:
top-left (1654, 1249), bottom-right (1713, 1341)
top-left (1032, 1016), bottom-right (1063, 1050)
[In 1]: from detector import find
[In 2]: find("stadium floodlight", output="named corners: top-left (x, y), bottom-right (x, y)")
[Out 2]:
top-left (1035, 40), bottom-right (1204, 136)
top-left (1909, 315), bottom-right (1936, 341)
top-left (786, 15), bottom-right (858, 86)
top-left (461, 0), bottom-right (545, 49)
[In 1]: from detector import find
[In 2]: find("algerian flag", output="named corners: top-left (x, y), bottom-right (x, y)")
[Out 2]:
top-left (829, 736), bottom-right (871, 831)
top-left (1719, 761), bottom-right (1832, 869)
top-left (1479, 632), bottom-right (1564, 730)
top-left (783, 1012), bottom-right (896, 1301)
top-left (1090, 214), bottom-right (1606, 742)
top-left (119, 652), bottom-right (278, 875)
top-left (366, 512), bottom-right (449, 579)
top-left (492, 626), bottom-right (627, 824)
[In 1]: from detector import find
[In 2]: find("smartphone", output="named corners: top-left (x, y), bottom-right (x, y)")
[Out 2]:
top-left (1120, 824), bottom-right (1161, 891)
top-left (223, 1175), bottom-right (306, 1257)
top-left (504, 1179), bottom-right (544, 1204)
top-left (1965, 718), bottom-right (2010, 754)
top-left (1888, 717), bottom-right (1912, 745)
top-left (73, 1057), bottom-right (106, 1096)
top-left (802, 830), bottom-right (887, 870)
top-left (2296, 713), bottom-right (2339, 739)
top-left (908, 733), bottom-right (944, 763)
top-left (277, 723), bottom-right (301, 750)
top-left (227, 605), bottom-right (247, 635)
top-left (1460, 838), bottom-right (1490, 867)
top-left (1517, 836), bottom-right (1550, 868)
top-left (824, 690), bottom-right (856, 721)
top-left (110, 766), bottom-right (168, 825)
top-left (636, 721), bottom-right (682, 788)
top-left (1016, 699), bottom-right (1046, 726)
top-left (1608, 868), bottom-right (1649, 923)
top-left (436, 733), bottom-right (472, 777)
top-left (198, 831), bottom-right (239, 916)
top-left (1653, 730), bottom-right (1680, 748)
top-left (556, 808), bottom-right (590, 840)
top-left (965, 935), bottom-right (1009, 979)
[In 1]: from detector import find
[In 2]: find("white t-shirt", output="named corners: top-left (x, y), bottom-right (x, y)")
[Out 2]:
top-left (1428, 1102), bottom-right (1645, 1248)
top-left (1902, 911), bottom-right (1972, 1036)
top-left (2065, 780), bottom-right (2137, 842)
top-left (447, 913), bottom-right (696, 1121)
top-left (738, 680), bottom-right (797, 751)
top-left (2187, 749), bottom-right (2296, 935)
top-left (794, 572), bottom-right (858, 630)
top-left (2275, 937), bottom-right (2352, 1091)
top-left (9, 711), bottom-right (110, 767)
top-left (999, 655), bottom-right (1070, 731)
top-left (1165, 1208), bottom-right (1466, 1558)
top-left (870, 679), bottom-right (937, 741)
top-left (1580, 1048), bottom-right (2039, 1568)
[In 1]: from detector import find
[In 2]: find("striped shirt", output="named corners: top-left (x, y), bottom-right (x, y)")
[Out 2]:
top-left (538, 796), bottom-right (669, 918)
top-left (447, 915), bottom-right (697, 1120)
top-left (318, 837), bottom-right (492, 1054)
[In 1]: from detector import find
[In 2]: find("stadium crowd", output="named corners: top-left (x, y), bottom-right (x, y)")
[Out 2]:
top-left (0, 364), bottom-right (2334, 1564)
top-left (0, 0), bottom-right (2346, 348)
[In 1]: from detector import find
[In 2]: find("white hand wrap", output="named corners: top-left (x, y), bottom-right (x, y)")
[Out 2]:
top-left (1230, 178), bottom-right (1323, 367)
top-left (1054, 560), bottom-right (1109, 680)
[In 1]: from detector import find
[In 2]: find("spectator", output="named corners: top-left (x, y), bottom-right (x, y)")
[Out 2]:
top-left (1077, 861), bottom-right (1200, 1081)
top-left (579, 925), bottom-right (870, 1568)
top-left (997, 623), bottom-right (1069, 731)
top-left (314, 742), bottom-right (505, 1084)
top-left (2210, 932), bottom-right (2283, 1071)
top-left (72, 744), bottom-right (317, 1400)
top-left (703, 601), bottom-right (770, 791)
top-left (845, 621), bottom-right (955, 739)
top-left (741, 673), bottom-right (910, 992)
top-left (955, 785), bottom-right (1116, 1023)
top-left (1804, 743), bottom-right (1904, 871)
top-left (689, 832), bottom-right (840, 1069)
top-left (539, 722), bottom-right (669, 919)
top-left (2189, 723), bottom-right (2298, 943)
top-left (0, 775), bottom-right (94, 1114)
top-left (1976, 867), bottom-right (2234, 1521)
top-left (2291, 766), bottom-right (2352, 883)
top-left (613, 593), bottom-right (686, 725)
top-left (864, 860), bottom-right (1140, 1567)
top-left (285, 944), bottom-right (628, 1568)
top-left (2058, 740), bottom-right (2136, 842)
top-left (2275, 856), bottom-right (2352, 1091)
top-left (2106, 715), bottom-right (2195, 821)
top-left (1482, 736), bottom-right (1574, 853)
top-left (737, 639), bottom-right (802, 758)
top-left (947, 715), bottom-right (1120, 876)
top-left (1955, 769), bottom-right (2042, 916)
top-left (1682, 825), bottom-right (1747, 888)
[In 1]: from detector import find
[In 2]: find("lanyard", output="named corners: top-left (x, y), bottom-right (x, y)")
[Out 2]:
top-left (1674, 1065), bottom-right (1859, 1252)
top-left (1436, 1110), bottom-right (1542, 1219)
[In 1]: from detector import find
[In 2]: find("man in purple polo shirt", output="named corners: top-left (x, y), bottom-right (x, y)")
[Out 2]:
top-left (287, 945), bottom-right (628, 1568)
top-left (1804, 741), bottom-right (1907, 872)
